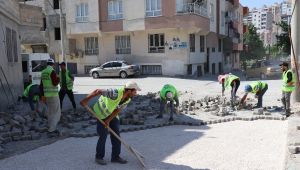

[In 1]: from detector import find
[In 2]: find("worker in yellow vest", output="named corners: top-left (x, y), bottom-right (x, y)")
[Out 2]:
top-left (59, 62), bottom-right (76, 110)
top-left (40, 59), bottom-right (61, 137)
top-left (218, 73), bottom-right (240, 108)
top-left (280, 62), bottom-right (295, 117)
top-left (240, 81), bottom-right (268, 108)
top-left (80, 81), bottom-right (141, 166)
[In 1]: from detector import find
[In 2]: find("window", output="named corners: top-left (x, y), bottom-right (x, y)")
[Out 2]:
top-left (22, 61), bottom-right (28, 73)
top-left (200, 35), bottom-right (205, 52)
top-left (212, 47), bottom-right (216, 52)
top-left (102, 62), bottom-right (112, 68)
top-left (115, 35), bottom-right (131, 54)
top-left (5, 27), bottom-right (18, 63)
top-left (146, 0), bottom-right (161, 17)
top-left (53, 0), bottom-right (59, 9)
top-left (218, 39), bottom-right (222, 52)
top-left (112, 62), bottom-right (122, 67)
top-left (42, 17), bottom-right (46, 31)
top-left (32, 60), bottom-right (47, 72)
top-left (76, 3), bottom-right (88, 22)
top-left (148, 34), bottom-right (165, 53)
top-left (209, 3), bottom-right (214, 21)
top-left (189, 34), bottom-right (195, 52)
top-left (54, 27), bottom-right (61, 40)
top-left (108, 0), bottom-right (123, 20)
top-left (84, 37), bottom-right (99, 55)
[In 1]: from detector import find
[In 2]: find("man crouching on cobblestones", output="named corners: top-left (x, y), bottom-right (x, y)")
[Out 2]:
top-left (80, 81), bottom-right (141, 165)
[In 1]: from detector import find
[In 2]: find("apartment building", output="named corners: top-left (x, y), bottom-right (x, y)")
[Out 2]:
top-left (0, 0), bottom-right (23, 111)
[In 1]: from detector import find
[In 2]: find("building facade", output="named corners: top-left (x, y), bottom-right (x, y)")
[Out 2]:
top-left (0, 0), bottom-right (23, 111)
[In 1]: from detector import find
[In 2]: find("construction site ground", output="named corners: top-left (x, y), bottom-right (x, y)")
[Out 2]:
top-left (1, 75), bottom-right (300, 170)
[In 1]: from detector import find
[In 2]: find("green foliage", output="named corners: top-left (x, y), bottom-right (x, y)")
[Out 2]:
top-left (275, 21), bottom-right (291, 55)
top-left (241, 24), bottom-right (265, 62)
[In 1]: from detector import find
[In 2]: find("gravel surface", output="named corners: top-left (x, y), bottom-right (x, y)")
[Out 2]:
top-left (0, 120), bottom-right (287, 170)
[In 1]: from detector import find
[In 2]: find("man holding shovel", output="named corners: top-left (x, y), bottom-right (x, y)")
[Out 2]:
top-left (80, 81), bottom-right (141, 165)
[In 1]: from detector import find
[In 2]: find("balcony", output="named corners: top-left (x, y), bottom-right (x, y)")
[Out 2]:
top-left (176, 3), bottom-right (208, 17)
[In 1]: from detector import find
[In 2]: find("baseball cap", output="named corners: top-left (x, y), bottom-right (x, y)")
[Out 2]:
top-left (279, 62), bottom-right (289, 67)
top-left (47, 59), bottom-right (55, 64)
top-left (125, 81), bottom-right (141, 91)
top-left (244, 84), bottom-right (252, 92)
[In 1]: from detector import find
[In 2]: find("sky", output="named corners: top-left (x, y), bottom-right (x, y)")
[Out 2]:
top-left (240, 0), bottom-right (285, 9)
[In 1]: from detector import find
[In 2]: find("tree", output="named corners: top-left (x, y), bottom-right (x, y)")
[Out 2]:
top-left (241, 24), bottom-right (265, 62)
top-left (275, 21), bottom-right (290, 55)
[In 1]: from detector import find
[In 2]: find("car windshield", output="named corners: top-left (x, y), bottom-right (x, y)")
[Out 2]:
top-left (122, 61), bottom-right (130, 65)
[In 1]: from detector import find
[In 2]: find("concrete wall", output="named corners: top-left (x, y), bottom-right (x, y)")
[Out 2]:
top-left (219, 0), bottom-right (226, 35)
top-left (207, 32), bottom-right (222, 74)
top-left (0, 0), bottom-right (23, 111)
top-left (123, 0), bottom-right (145, 31)
top-left (101, 29), bottom-right (190, 76)
top-left (208, 0), bottom-right (217, 33)
top-left (65, 0), bottom-right (100, 34)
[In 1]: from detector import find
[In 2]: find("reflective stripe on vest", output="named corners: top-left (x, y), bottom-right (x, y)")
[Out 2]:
top-left (93, 88), bottom-right (131, 120)
top-left (282, 69), bottom-right (295, 92)
top-left (224, 74), bottom-right (239, 89)
top-left (250, 81), bottom-right (266, 94)
top-left (160, 84), bottom-right (178, 100)
top-left (41, 66), bottom-right (58, 97)
top-left (59, 69), bottom-right (73, 90)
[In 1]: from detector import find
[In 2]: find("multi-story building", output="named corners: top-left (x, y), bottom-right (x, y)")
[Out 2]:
top-left (281, 0), bottom-right (292, 23)
top-left (247, 6), bottom-right (273, 34)
top-left (22, 0), bottom-right (245, 76)
top-left (0, 0), bottom-right (23, 111)
top-left (223, 0), bottom-right (244, 72)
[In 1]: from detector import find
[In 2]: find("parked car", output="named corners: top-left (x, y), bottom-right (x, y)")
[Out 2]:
top-left (244, 60), bottom-right (281, 80)
top-left (89, 61), bottom-right (140, 79)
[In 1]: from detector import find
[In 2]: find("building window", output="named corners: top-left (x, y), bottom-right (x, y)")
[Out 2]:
top-left (84, 37), bottom-right (99, 55)
top-left (53, 0), bottom-right (59, 9)
top-left (209, 3), bottom-right (214, 21)
top-left (76, 3), bottom-right (88, 22)
top-left (54, 27), bottom-right (61, 40)
top-left (115, 35), bottom-right (131, 54)
top-left (146, 0), bottom-right (162, 17)
top-left (218, 39), bottom-right (222, 52)
top-left (108, 0), bottom-right (123, 20)
top-left (189, 34), bottom-right (195, 52)
top-left (212, 47), bottom-right (216, 52)
top-left (200, 35), bottom-right (205, 52)
top-left (5, 28), bottom-right (18, 63)
top-left (148, 34), bottom-right (165, 53)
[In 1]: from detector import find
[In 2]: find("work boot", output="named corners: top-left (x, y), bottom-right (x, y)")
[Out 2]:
top-left (111, 156), bottom-right (127, 164)
top-left (47, 129), bottom-right (60, 138)
top-left (95, 158), bottom-right (107, 165)
top-left (156, 115), bottom-right (163, 119)
top-left (169, 117), bottom-right (174, 122)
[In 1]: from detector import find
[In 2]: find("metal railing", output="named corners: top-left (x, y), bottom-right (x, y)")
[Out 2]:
top-left (177, 3), bottom-right (208, 17)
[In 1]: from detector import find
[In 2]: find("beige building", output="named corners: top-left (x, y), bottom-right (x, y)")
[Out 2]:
top-left (0, 0), bottom-right (23, 111)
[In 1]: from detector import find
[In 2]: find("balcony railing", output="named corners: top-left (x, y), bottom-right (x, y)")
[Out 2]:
top-left (177, 3), bottom-right (208, 17)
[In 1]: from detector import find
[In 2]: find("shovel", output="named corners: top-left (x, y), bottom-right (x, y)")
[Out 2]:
top-left (83, 106), bottom-right (146, 168)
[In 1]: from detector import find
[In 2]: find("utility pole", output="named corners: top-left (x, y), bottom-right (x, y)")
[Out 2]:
top-left (291, 0), bottom-right (300, 102)
top-left (59, 0), bottom-right (66, 68)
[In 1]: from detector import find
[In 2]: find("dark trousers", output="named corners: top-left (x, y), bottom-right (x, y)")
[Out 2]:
top-left (257, 84), bottom-right (268, 108)
top-left (230, 80), bottom-right (240, 107)
top-left (59, 88), bottom-right (76, 109)
top-left (159, 99), bottom-right (175, 119)
top-left (96, 117), bottom-right (121, 159)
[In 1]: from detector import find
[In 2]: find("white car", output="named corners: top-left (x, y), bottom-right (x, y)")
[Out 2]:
top-left (89, 61), bottom-right (140, 79)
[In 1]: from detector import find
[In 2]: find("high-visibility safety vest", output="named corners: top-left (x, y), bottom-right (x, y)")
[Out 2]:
top-left (160, 84), bottom-right (178, 100)
top-left (250, 81), bottom-right (267, 94)
top-left (59, 69), bottom-right (73, 90)
top-left (282, 69), bottom-right (296, 92)
top-left (93, 88), bottom-right (131, 120)
top-left (23, 84), bottom-right (39, 102)
top-left (41, 66), bottom-right (59, 97)
top-left (224, 74), bottom-right (239, 89)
